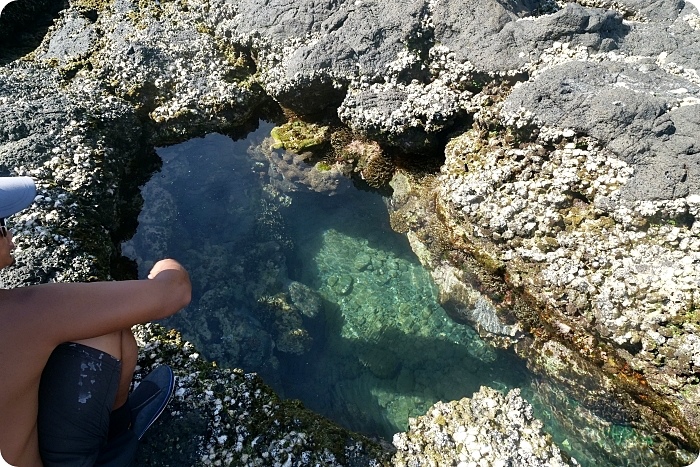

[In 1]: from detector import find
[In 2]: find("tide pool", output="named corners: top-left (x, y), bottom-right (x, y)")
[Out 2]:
top-left (123, 121), bottom-right (666, 466)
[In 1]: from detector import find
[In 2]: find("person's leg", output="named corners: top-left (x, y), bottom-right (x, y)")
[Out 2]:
top-left (75, 330), bottom-right (128, 377)
top-left (106, 330), bottom-right (137, 440)
top-left (37, 340), bottom-right (122, 466)
top-left (96, 331), bottom-right (174, 467)
top-left (114, 329), bottom-right (138, 409)
top-left (75, 328), bottom-right (137, 406)
top-left (39, 328), bottom-right (173, 467)
top-left (63, 329), bottom-right (141, 467)
top-left (38, 330), bottom-right (137, 466)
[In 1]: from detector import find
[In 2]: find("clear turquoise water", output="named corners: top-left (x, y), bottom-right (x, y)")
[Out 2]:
top-left (122, 122), bottom-right (670, 467)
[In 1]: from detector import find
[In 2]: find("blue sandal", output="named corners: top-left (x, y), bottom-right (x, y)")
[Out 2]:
top-left (129, 365), bottom-right (176, 440)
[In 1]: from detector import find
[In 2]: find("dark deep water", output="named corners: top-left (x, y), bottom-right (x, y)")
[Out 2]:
top-left (122, 121), bottom-right (669, 467)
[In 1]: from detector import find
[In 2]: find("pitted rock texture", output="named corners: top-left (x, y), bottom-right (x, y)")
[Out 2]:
top-left (432, 1), bottom-right (624, 73)
top-left (427, 122), bottom-right (700, 460)
top-left (31, 0), bottom-right (264, 141)
top-left (392, 387), bottom-right (578, 467)
top-left (501, 60), bottom-right (700, 201)
top-left (1, 0), bottom-right (700, 464)
top-left (0, 64), bottom-right (146, 285)
top-left (213, 0), bottom-right (429, 114)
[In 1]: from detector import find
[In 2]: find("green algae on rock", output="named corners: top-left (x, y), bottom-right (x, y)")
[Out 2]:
top-left (270, 121), bottom-right (330, 153)
top-left (333, 138), bottom-right (395, 189)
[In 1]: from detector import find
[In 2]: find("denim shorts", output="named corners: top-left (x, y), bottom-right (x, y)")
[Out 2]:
top-left (38, 342), bottom-right (121, 467)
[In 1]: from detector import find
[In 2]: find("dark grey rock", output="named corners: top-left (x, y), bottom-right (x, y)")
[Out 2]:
top-left (626, 104), bottom-right (700, 200)
top-left (331, 2), bottom-right (629, 150)
top-left (618, 19), bottom-right (700, 73)
top-left (229, 0), bottom-right (338, 41)
top-left (433, 2), bottom-right (625, 73)
top-left (131, 324), bottom-right (388, 466)
top-left (502, 60), bottom-right (700, 201)
top-left (221, 0), bottom-right (429, 114)
top-left (37, 10), bottom-right (98, 65)
top-left (338, 84), bottom-right (443, 151)
top-left (27, 0), bottom-right (265, 143)
top-left (612, 0), bottom-right (685, 20)
top-left (0, 63), bottom-right (148, 287)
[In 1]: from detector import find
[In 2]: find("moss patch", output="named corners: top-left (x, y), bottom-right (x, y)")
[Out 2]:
top-left (271, 121), bottom-right (330, 153)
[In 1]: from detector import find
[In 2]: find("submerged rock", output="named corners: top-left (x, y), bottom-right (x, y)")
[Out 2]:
top-left (288, 281), bottom-right (323, 319)
top-left (265, 143), bottom-right (354, 195)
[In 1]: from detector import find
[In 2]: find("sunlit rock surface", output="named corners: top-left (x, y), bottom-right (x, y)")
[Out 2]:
top-left (392, 387), bottom-right (578, 467)
top-left (1, 0), bottom-right (700, 464)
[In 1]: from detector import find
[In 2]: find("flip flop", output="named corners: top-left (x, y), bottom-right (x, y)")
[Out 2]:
top-left (129, 365), bottom-right (176, 440)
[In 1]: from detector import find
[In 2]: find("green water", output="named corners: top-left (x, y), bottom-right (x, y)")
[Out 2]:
top-left (122, 121), bottom-right (673, 466)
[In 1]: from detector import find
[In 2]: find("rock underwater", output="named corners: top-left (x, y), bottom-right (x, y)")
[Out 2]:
top-left (0, 0), bottom-right (699, 465)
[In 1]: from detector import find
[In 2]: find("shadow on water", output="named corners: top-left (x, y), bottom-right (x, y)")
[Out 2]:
top-left (122, 123), bottom-right (672, 467)
top-left (279, 311), bottom-right (530, 439)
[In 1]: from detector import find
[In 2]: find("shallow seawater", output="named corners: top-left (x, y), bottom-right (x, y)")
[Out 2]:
top-left (123, 122), bottom-right (667, 467)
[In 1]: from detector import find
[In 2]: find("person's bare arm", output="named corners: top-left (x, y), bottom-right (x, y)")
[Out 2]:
top-left (1, 259), bottom-right (191, 348)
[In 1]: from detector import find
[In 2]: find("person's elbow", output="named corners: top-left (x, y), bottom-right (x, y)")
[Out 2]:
top-left (177, 278), bottom-right (192, 311)
top-left (169, 270), bottom-right (192, 316)
top-left (149, 260), bottom-right (192, 318)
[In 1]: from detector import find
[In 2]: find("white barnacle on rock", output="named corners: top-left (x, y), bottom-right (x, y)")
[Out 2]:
top-left (684, 13), bottom-right (700, 30)
top-left (393, 387), bottom-right (577, 466)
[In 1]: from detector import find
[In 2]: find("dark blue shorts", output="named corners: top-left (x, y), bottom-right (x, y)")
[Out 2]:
top-left (38, 342), bottom-right (122, 467)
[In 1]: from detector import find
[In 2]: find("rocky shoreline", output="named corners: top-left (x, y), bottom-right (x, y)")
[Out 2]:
top-left (1, 0), bottom-right (699, 465)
